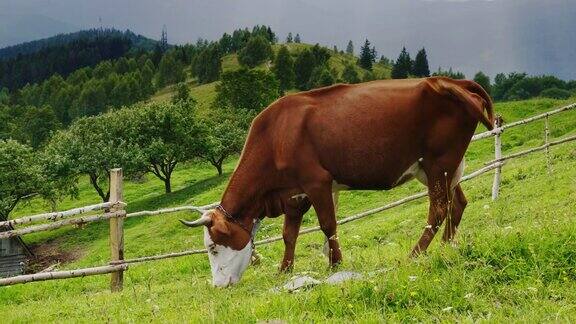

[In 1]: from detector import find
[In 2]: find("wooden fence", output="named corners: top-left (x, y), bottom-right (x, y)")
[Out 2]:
top-left (0, 103), bottom-right (575, 290)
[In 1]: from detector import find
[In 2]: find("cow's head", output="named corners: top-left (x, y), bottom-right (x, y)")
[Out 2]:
top-left (180, 208), bottom-right (253, 287)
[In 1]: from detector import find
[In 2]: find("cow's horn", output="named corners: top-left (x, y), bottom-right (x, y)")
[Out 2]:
top-left (180, 214), bottom-right (212, 227)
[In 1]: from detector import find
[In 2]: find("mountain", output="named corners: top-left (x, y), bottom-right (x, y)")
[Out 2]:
top-left (0, 29), bottom-right (159, 90)
top-left (0, 29), bottom-right (158, 61)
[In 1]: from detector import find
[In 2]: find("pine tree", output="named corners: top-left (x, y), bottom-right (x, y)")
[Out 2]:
top-left (273, 46), bottom-right (295, 92)
top-left (391, 47), bottom-right (412, 79)
top-left (160, 25), bottom-right (168, 53)
top-left (412, 48), bottom-right (430, 77)
top-left (294, 34), bottom-right (301, 43)
top-left (294, 49), bottom-right (315, 90)
top-left (286, 32), bottom-right (293, 43)
top-left (359, 39), bottom-right (374, 70)
top-left (346, 40), bottom-right (354, 55)
top-left (474, 71), bottom-right (492, 95)
top-left (333, 45), bottom-right (338, 53)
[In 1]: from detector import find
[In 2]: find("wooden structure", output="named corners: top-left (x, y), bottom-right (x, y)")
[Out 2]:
top-left (0, 102), bottom-right (574, 290)
top-left (0, 233), bottom-right (32, 278)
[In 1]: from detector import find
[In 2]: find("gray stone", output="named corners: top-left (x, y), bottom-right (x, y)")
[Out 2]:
top-left (325, 271), bottom-right (363, 284)
top-left (282, 275), bottom-right (321, 292)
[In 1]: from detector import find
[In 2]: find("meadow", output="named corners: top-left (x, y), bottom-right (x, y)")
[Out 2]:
top-left (1, 97), bottom-right (576, 322)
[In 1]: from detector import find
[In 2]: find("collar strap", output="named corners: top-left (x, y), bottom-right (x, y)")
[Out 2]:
top-left (216, 204), bottom-right (232, 219)
top-left (216, 204), bottom-right (252, 236)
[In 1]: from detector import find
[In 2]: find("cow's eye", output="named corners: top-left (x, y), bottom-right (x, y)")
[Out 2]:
top-left (209, 244), bottom-right (218, 255)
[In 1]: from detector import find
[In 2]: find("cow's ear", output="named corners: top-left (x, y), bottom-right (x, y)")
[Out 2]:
top-left (210, 215), bottom-right (231, 236)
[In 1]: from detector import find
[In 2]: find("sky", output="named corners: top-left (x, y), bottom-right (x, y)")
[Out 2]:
top-left (1, 0), bottom-right (575, 79)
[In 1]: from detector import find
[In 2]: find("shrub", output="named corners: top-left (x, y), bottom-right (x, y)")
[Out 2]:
top-left (540, 87), bottom-right (572, 99)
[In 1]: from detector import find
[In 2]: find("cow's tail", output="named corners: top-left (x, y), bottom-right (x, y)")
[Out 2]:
top-left (430, 77), bottom-right (495, 130)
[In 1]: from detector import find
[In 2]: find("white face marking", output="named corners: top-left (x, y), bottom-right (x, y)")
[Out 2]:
top-left (204, 227), bottom-right (252, 287)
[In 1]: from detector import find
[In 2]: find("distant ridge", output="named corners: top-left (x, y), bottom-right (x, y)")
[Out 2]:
top-left (0, 29), bottom-right (158, 61)
top-left (0, 29), bottom-right (160, 90)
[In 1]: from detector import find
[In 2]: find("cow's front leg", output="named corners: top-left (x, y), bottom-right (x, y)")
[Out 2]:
top-left (304, 182), bottom-right (342, 267)
top-left (280, 207), bottom-right (304, 272)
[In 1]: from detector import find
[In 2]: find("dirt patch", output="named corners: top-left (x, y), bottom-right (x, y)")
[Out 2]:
top-left (26, 239), bottom-right (85, 273)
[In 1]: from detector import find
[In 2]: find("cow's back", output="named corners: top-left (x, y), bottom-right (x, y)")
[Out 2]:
top-left (257, 78), bottom-right (479, 190)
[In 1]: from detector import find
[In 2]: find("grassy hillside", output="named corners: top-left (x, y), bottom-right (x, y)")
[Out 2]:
top-left (1, 97), bottom-right (576, 322)
top-left (148, 43), bottom-right (391, 112)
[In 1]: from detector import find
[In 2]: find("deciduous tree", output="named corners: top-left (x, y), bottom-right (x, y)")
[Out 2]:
top-left (294, 49), bottom-right (316, 90)
top-left (199, 110), bottom-right (247, 176)
top-left (215, 68), bottom-right (281, 112)
top-left (342, 63), bottom-right (360, 84)
top-left (127, 100), bottom-right (204, 193)
top-left (473, 71), bottom-right (492, 95)
top-left (238, 36), bottom-right (273, 68)
top-left (192, 43), bottom-right (222, 84)
top-left (45, 113), bottom-right (144, 201)
top-left (0, 140), bottom-right (44, 220)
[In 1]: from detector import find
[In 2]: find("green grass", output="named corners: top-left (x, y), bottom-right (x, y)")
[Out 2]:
top-left (2, 98), bottom-right (576, 322)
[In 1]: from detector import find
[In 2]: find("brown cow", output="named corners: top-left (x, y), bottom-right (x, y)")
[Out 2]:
top-left (181, 77), bottom-right (494, 287)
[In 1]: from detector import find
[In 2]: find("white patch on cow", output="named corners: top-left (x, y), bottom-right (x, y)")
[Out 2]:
top-left (331, 180), bottom-right (350, 191)
top-left (394, 159), bottom-right (465, 189)
top-left (291, 193), bottom-right (308, 200)
top-left (290, 181), bottom-right (350, 200)
top-left (452, 159), bottom-right (465, 188)
top-left (395, 161), bottom-right (428, 187)
top-left (204, 227), bottom-right (252, 287)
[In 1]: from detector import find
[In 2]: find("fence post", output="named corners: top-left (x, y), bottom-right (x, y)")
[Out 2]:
top-left (109, 168), bottom-right (125, 292)
top-left (544, 115), bottom-right (551, 174)
top-left (492, 118), bottom-right (503, 200)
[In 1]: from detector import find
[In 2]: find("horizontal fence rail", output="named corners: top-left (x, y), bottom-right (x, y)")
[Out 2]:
top-left (113, 161), bottom-right (506, 264)
top-left (0, 211), bottom-right (126, 240)
top-left (0, 202), bottom-right (118, 228)
top-left (1, 102), bottom-right (574, 290)
top-left (487, 134), bottom-right (576, 165)
top-left (0, 264), bottom-right (128, 286)
top-left (471, 102), bottom-right (576, 141)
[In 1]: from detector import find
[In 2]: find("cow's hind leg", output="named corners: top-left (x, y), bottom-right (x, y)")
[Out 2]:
top-left (442, 184), bottom-right (467, 243)
top-left (411, 168), bottom-right (454, 256)
top-left (280, 203), bottom-right (305, 272)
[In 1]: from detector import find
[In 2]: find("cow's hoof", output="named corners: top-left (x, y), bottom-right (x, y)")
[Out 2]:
top-left (251, 251), bottom-right (262, 266)
top-left (279, 260), bottom-right (294, 273)
top-left (409, 248), bottom-right (428, 258)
